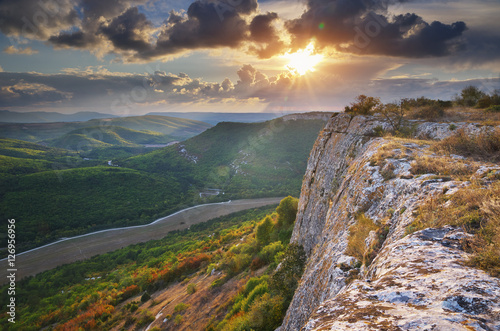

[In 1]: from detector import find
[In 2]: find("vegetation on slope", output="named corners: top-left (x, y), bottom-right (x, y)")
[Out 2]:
top-left (0, 198), bottom-right (305, 331)
top-left (125, 118), bottom-right (327, 198)
top-left (0, 167), bottom-right (183, 251)
top-left (0, 117), bottom-right (326, 252)
top-left (0, 138), bottom-right (89, 176)
top-left (0, 115), bottom-right (212, 143)
top-left (45, 126), bottom-right (173, 150)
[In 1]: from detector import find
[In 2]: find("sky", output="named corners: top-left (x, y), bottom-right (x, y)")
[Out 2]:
top-left (0, 0), bottom-right (499, 115)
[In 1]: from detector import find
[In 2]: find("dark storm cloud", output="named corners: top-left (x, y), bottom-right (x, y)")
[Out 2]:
top-left (0, 0), bottom-right (487, 63)
top-left (99, 7), bottom-right (154, 53)
top-left (0, 0), bottom-right (79, 39)
top-left (249, 12), bottom-right (285, 58)
top-left (48, 30), bottom-right (96, 48)
top-left (143, 0), bottom-right (258, 60)
top-left (48, 0), bottom-right (150, 51)
top-left (286, 0), bottom-right (467, 57)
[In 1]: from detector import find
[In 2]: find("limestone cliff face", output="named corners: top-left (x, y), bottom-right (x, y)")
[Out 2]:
top-left (280, 114), bottom-right (500, 330)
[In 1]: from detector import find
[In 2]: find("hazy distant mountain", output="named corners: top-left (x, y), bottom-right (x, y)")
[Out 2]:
top-left (0, 115), bottom-right (212, 142)
top-left (146, 112), bottom-right (295, 125)
top-left (0, 110), bottom-right (118, 123)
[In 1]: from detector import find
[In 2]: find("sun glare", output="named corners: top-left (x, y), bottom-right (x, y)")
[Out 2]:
top-left (284, 42), bottom-right (324, 76)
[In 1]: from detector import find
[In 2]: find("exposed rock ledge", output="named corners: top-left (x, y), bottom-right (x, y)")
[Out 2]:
top-left (279, 114), bottom-right (500, 330)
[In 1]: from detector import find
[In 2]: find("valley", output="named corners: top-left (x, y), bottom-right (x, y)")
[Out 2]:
top-left (0, 198), bottom-right (283, 283)
top-left (0, 114), bottom-right (329, 253)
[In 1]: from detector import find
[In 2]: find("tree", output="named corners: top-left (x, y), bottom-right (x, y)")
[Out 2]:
top-left (379, 99), bottom-right (409, 132)
top-left (270, 244), bottom-right (306, 303)
top-left (457, 86), bottom-right (485, 107)
top-left (141, 292), bottom-right (150, 302)
top-left (344, 95), bottom-right (381, 115)
top-left (276, 196), bottom-right (299, 227)
top-left (256, 216), bottom-right (273, 246)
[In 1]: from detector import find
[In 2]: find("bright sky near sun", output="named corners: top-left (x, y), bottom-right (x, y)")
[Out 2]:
top-left (0, 0), bottom-right (499, 114)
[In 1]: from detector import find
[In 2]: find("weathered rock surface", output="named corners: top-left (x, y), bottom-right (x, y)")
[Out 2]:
top-left (280, 113), bottom-right (500, 331)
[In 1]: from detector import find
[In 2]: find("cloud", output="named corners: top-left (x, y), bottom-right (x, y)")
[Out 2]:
top-left (0, 0), bottom-right (481, 63)
top-left (3, 45), bottom-right (39, 55)
top-left (48, 0), bottom-right (150, 56)
top-left (99, 7), bottom-right (155, 53)
top-left (0, 64), bottom-right (499, 112)
top-left (0, 80), bottom-right (72, 106)
top-left (0, 0), bottom-right (79, 39)
top-left (248, 12), bottom-right (286, 58)
top-left (143, 0), bottom-right (257, 60)
top-left (285, 0), bottom-right (467, 58)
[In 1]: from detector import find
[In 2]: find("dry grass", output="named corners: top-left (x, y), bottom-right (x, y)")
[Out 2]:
top-left (370, 140), bottom-right (413, 166)
top-left (410, 154), bottom-right (479, 180)
top-left (423, 106), bottom-right (500, 125)
top-left (346, 214), bottom-right (389, 266)
top-left (433, 128), bottom-right (500, 162)
top-left (407, 182), bottom-right (500, 277)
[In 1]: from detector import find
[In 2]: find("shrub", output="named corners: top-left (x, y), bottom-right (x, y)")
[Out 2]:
top-left (411, 104), bottom-right (445, 120)
top-left (344, 95), bottom-right (381, 115)
top-left (174, 302), bottom-right (190, 313)
top-left (276, 196), bottom-right (299, 227)
top-left (345, 214), bottom-right (379, 264)
top-left (270, 244), bottom-right (306, 302)
top-left (241, 282), bottom-right (268, 312)
top-left (256, 216), bottom-right (274, 246)
top-left (433, 128), bottom-right (500, 162)
top-left (477, 90), bottom-right (500, 109)
top-left (259, 241), bottom-right (285, 264)
top-left (136, 311), bottom-right (155, 327)
top-left (378, 100), bottom-right (409, 132)
top-left (247, 293), bottom-right (284, 331)
top-left (456, 85), bottom-right (485, 107)
top-left (140, 292), bottom-right (151, 302)
top-left (124, 316), bottom-right (136, 327)
top-left (174, 314), bottom-right (183, 325)
top-left (210, 277), bottom-right (227, 288)
top-left (487, 105), bottom-right (500, 112)
top-left (187, 283), bottom-right (197, 295)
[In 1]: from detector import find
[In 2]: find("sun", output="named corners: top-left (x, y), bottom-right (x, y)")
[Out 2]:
top-left (284, 42), bottom-right (324, 76)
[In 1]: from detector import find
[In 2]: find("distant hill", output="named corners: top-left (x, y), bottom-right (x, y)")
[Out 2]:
top-left (0, 138), bottom-right (85, 176)
top-left (45, 126), bottom-right (172, 150)
top-left (146, 112), bottom-right (296, 125)
top-left (0, 115), bottom-right (329, 252)
top-left (0, 115), bottom-right (212, 143)
top-left (125, 117), bottom-right (330, 198)
top-left (0, 110), bottom-right (118, 123)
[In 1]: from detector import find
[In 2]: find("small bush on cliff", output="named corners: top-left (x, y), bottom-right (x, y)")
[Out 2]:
top-left (344, 95), bottom-right (381, 115)
top-left (346, 214), bottom-right (388, 266)
top-left (433, 128), bottom-right (500, 162)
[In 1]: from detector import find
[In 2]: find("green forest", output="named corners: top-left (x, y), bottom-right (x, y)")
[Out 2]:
top-left (0, 198), bottom-right (305, 331)
top-left (0, 117), bottom-right (327, 252)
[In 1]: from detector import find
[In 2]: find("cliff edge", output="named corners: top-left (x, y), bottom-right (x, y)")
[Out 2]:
top-left (281, 113), bottom-right (500, 330)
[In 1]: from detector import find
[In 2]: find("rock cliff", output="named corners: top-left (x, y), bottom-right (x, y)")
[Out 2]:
top-left (280, 113), bottom-right (500, 330)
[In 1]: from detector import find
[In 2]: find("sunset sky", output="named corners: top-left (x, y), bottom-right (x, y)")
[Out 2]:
top-left (0, 0), bottom-right (499, 115)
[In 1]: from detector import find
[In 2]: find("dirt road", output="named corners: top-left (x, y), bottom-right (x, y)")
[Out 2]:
top-left (1, 198), bottom-right (283, 284)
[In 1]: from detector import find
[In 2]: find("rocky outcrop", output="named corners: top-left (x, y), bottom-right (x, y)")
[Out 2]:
top-left (280, 113), bottom-right (500, 330)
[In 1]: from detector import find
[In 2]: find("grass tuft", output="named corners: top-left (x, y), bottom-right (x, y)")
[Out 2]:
top-left (433, 128), bottom-right (500, 162)
top-left (406, 182), bottom-right (500, 277)
top-left (346, 214), bottom-right (389, 266)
